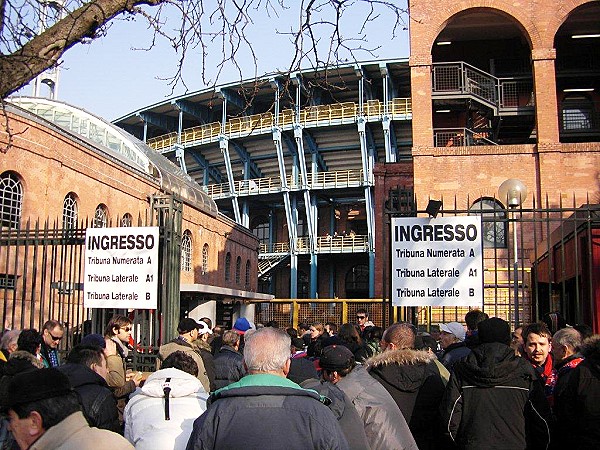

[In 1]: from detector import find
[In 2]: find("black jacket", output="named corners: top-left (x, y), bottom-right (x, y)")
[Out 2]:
top-left (58, 363), bottom-right (121, 433)
top-left (367, 348), bottom-right (446, 450)
top-left (186, 373), bottom-right (349, 450)
top-left (440, 342), bottom-right (551, 450)
top-left (558, 335), bottom-right (600, 449)
top-left (288, 356), bottom-right (318, 384)
top-left (212, 346), bottom-right (245, 389)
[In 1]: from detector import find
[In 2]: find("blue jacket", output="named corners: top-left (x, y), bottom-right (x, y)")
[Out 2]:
top-left (186, 373), bottom-right (349, 450)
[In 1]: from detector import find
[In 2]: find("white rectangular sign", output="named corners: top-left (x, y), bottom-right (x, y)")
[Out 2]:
top-left (391, 216), bottom-right (483, 307)
top-left (84, 227), bottom-right (159, 309)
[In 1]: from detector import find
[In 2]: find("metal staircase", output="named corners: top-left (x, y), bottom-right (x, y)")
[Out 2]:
top-left (258, 254), bottom-right (288, 279)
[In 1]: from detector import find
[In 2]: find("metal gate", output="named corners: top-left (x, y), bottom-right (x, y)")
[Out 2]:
top-left (383, 189), bottom-right (600, 331)
top-left (0, 194), bottom-right (182, 370)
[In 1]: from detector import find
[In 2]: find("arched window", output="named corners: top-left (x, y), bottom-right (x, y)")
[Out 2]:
top-left (245, 260), bottom-right (251, 288)
top-left (235, 256), bottom-right (242, 284)
top-left (225, 252), bottom-right (231, 281)
top-left (121, 213), bottom-right (133, 227)
top-left (345, 265), bottom-right (369, 299)
top-left (202, 244), bottom-right (209, 275)
top-left (181, 230), bottom-right (192, 272)
top-left (0, 171), bottom-right (23, 229)
top-left (93, 204), bottom-right (108, 228)
top-left (62, 193), bottom-right (78, 230)
top-left (469, 198), bottom-right (507, 248)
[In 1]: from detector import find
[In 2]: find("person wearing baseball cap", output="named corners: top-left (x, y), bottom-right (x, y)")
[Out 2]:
top-left (158, 318), bottom-right (210, 392)
top-left (439, 322), bottom-right (471, 372)
top-left (5, 368), bottom-right (133, 449)
top-left (319, 345), bottom-right (418, 450)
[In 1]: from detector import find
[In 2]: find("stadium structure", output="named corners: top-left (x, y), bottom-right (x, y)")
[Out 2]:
top-left (105, 0), bottom-right (600, 330)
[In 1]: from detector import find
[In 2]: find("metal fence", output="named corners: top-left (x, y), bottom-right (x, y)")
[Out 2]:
top-left (382, 191), bottom-right (600, 332)
top-left (0, 194), bottom-right (183, 371)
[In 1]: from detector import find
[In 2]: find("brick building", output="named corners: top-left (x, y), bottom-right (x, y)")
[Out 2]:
top-left (0, 98), bottom-right (269, 337)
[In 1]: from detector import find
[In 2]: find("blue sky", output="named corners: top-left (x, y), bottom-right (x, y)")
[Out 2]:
top-left (17, 3), bottom-right (410, 121)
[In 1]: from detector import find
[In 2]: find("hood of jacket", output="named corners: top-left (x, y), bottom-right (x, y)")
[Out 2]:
top-left (58, 363), bottom-right (108, 388)
top-left (210, 373), bottom-right (323, 405)
top-left (454, 342), bottom-right (530, 386)
top-left (141, 367), bottom-right (205, 397)
top-left (366, 348), bottom-right (437, 392)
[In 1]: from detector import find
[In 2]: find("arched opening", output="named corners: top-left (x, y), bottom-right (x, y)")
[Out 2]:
top-left (555, 2), bottom-right (600, 143)
top-left (181, 230), bottom-right (192, 272)
top-left (431, 9), bottom-right (534, 146)
top-left (0, 171), bottom-right (23, 229)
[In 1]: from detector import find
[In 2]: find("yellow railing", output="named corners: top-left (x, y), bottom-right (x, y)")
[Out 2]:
top-left (204, 169), bottom-right (365, 199)
top-left (147, 98), bottom-right (412, 151)
top-left (259, 235), bottom-right (368, 254)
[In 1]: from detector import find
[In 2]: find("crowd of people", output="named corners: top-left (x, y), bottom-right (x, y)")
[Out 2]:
top-left (0, 309), bottom-right (598, 449)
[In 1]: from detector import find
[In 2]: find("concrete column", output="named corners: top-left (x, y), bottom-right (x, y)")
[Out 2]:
top-left (532, 48), bottom-right (559, 145)
top-left (409, 54), bottom-right (434, 148)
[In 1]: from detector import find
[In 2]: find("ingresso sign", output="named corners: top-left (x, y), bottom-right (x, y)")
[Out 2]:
top-left (391, 216), bottom-right (483, 307)
top-left (83, 227), bottom-right (159, 309)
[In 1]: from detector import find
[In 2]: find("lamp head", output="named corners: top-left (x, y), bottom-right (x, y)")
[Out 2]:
top-left (498, 179), bottom-right (528, 208)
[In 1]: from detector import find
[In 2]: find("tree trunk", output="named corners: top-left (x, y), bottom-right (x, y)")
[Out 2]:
top-left (0, 0), bottom-right (164, 99)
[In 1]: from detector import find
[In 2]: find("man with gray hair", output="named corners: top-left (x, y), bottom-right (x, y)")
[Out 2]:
top-left (552, 327), bottom-right (584, 447)
top-left (186, 327), bottom-right (349, 450)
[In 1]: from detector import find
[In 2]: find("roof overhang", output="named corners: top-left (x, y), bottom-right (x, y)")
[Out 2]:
top-left (181, 283), bottom-right (274, 302)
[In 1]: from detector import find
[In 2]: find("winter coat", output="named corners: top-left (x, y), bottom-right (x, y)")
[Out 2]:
top-left (105, 352), bottom-right (136, 425)
top-left (158, 338), bottom-right (210, 392)
top-left (441, 342), bottom-right (552, 450)
top-left (185, 373), bottom-right (349, 450)
top-left (193, 340), bottom-right (217, 392)
top-left (124, 368), bottom-right (209, 450)
top-left (440, 341), bottom-right (471, 372)
top-left (558, 335), bottom-right (600, 449)
top-left (29, 411), bottom-right (133, 450)
top-left (301, 378), bottom-right (371, 450)
top-left (212, 346), bottom-right (245, 389)
top-left (336, 365), bottom-right (418, 450)
top-left (58, 363), bottom-right (120, 433)
top-left (367, 348), bottom-right (447, 450)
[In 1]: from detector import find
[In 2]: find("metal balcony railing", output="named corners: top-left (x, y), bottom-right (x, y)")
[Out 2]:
top-left (146, 98), bottom-right (412, 152)
top-left (203, 169), bottom-right (366, 199)
top-left (432, 62), bottom-right (534, 113)
top-left (434, 127), bottom-right (498, 147)
top-left (259, 234), bottom-right (369, 255)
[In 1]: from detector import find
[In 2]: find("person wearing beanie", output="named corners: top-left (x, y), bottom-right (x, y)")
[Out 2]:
top-left (440, 317), bottom-right (552, 450)
top-left (158, 318), bottom-right (210, 392)
top-left (439, 322), bottom-right (471, 372)
top-left (319, 345), bottom-right (418, 450)
top-left (5, 368), bottom-right (133, 450)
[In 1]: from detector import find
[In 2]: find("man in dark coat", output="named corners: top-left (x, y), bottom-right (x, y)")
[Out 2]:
top-left (58, 344), bottom-right (121, 433)
top-left (186, 327), bottom-right (348, 450)
top-left (557, 334), bottom-right (600, 449)
top-left (367, 322), bottom-right (446, 450)
top-left (40, 319), bottom-right (64, 368)
top-left (212, 329), bottom-right (245, 389)
top-left (440, 317), bottom-right (552, 450)
top-left (287, 336), bottom-right (318, 384)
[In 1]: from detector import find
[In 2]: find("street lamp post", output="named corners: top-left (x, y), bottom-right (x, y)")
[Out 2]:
top-left (498, 179), bottom-right (528, 327)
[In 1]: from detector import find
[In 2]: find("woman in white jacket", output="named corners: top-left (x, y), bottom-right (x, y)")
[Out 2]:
top-left (124, 351), bottom-right (209, 450)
